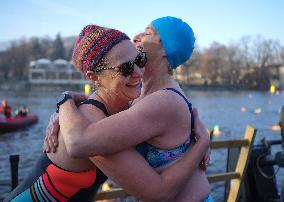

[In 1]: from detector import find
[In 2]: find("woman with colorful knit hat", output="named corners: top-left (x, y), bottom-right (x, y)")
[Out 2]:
top-left (4, 25), bottom-right (134, 202)
top-left (5, 23), bottom-right (210, 202)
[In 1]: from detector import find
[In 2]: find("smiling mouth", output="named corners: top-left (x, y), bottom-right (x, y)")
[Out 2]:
top-left (126, 82), bottom-right (141, 88)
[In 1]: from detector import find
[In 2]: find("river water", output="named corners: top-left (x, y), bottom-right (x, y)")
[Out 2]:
top-left (0, 89), bottom-right (283, 201)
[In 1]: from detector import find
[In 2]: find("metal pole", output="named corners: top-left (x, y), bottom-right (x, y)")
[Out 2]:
top-left (9, 155), bottom-right (19, 190)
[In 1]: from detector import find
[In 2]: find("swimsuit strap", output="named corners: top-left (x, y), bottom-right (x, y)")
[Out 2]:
top-left (79, 99), bottom-right (110, 117)
top-left (163, 88), bottom-right (194, 129)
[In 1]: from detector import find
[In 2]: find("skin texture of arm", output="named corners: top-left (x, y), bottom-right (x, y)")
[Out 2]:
top-left (59, 91), bottom-right (179, 157)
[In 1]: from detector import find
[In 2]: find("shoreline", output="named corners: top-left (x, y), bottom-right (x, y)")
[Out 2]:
top-left (0, 80), bottom-right (282, 92)
top-left (180, 83), bottom-right (272, 91)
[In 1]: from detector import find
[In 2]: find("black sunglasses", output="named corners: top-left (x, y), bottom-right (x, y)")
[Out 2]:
top-left (96, 51), bottom-right (147, 77)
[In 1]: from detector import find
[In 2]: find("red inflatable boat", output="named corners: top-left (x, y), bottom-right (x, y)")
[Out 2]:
top-left (0, 114), bottom-right (38, 133)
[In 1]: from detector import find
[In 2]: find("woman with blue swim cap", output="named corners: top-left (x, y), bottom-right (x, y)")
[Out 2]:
top-left (45, 16), bottom-right (213, 202)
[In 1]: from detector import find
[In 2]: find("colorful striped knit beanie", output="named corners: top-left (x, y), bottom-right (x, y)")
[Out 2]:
top-left (72, 25), bottom-right (130, 74)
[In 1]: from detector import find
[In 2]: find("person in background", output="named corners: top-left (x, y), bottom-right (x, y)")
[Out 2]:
top-left (0, 99), bottom-right (12, 118)
top-left (15, 105), bottom-right (29, 117)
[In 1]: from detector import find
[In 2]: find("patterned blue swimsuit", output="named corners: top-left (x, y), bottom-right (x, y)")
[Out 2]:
top-left (135, 88), bottom-right (194, 169)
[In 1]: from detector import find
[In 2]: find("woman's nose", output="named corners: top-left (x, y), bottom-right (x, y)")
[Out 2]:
top-left (132, 64), bottom-right (144, 78)
top-left (133, 33), bottom-right (143, 44)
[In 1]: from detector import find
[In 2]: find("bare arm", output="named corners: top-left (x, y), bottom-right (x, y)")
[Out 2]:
top-left (91, 109), bottom-right (209, 202)
top-left (59, 92), bottom-right (176, 157)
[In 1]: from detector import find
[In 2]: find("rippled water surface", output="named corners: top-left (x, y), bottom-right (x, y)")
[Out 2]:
top-left (0, 89), bottom-right (283, 201)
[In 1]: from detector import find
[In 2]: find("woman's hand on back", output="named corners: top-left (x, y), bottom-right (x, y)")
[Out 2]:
top-left (192, 108), bottom-right (209, 144)
top-left (192, 108), bottom-right (211, 170)
top-left (43, 112), bottom-right (60, 153)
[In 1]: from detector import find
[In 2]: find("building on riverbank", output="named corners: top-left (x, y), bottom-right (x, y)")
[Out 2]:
top-left (27, 58), bottom-right (89, 91)
top-left (29, 58), bottom-right (87, 85)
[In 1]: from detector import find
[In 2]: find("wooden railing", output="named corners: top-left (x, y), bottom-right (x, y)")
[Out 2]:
top-left (209, 125), bottom-right (256, 202)
top-left (94, 125), bottom-right (256, 202)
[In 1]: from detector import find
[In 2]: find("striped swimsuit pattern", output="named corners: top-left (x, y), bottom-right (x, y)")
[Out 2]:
top-left (11, 172), bottom-right (68, 202)
top-left (10, 162), bottom-right (98, 202)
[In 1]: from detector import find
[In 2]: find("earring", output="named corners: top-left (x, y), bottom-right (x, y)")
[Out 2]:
top-left (97, 83), bottom-right (100, 87)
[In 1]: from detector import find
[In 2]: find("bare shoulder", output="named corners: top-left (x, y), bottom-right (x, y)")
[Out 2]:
top-left (133, 90), bottom-right (185, 112)
top-left (78, 103), bottom-right (106, 123)
top-left (128, 90), bottom-right (188, 126)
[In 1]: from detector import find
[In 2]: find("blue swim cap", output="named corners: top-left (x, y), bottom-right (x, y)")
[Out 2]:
top-left (152, 16), bottom-right (195, 69)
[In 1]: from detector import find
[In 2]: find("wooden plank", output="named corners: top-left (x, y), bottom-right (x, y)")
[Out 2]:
top-left (211, 139), bottom-right (249, 149)
top-left (208, 172), bottom-right (240, 183)
top-left (224, 147), bottom-right (240, 201)
top-left (94, 188), bottom-right (130, 200)
top-left (227, 125), bottom-right (256, 202)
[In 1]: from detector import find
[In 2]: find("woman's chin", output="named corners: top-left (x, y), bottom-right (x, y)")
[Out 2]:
top-left (124, 90), bottom-right (141, 101)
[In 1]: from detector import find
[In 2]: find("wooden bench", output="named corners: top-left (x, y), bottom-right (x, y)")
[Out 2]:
top-left (94, 125), bottom-right (256, 202)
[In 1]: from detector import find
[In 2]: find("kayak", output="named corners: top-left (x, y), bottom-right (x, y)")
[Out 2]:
top-left (0, 114), bottom-right (38, 133)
